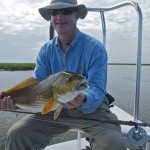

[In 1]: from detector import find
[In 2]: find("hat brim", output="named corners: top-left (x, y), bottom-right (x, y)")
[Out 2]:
top-left (39, 4), bottom-right (87, 21)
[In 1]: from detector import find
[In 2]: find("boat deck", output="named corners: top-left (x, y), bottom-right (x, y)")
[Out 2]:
top-left (44, 106), bottom-right (150, 150)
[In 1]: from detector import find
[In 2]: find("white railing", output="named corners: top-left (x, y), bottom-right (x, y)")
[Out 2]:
top-left (48, 1), bottom-right (150, 150)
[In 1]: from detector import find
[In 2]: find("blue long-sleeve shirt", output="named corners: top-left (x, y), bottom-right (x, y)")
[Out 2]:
top-left (34, 29), bottom-right (108, 114)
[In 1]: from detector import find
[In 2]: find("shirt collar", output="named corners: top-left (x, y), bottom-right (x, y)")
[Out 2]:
top-left (70, 29), bottom-right (81, 48)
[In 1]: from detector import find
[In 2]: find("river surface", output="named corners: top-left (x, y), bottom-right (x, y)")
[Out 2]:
top-left (0, 65), bottom-right (150, 149)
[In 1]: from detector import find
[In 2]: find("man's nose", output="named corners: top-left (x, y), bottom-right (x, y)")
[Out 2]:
top-left (56, 12), bottom-right (64, 17)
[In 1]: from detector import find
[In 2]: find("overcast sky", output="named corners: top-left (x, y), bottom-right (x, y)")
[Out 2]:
top-left (0, 0), bottom-right (149, 63)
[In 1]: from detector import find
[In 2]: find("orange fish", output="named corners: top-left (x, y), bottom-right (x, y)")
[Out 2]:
top-left (2, 71), bottom-right (88, 119)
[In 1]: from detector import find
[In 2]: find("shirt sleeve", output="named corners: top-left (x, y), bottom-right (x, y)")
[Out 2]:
top-left (34, 44), bottom-right (51, 80)
top-left (79, 43), bottom-right (108, 114)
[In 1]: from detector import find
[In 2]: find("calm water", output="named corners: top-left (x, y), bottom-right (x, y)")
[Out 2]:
top-left (0, 66), bottom-right (150, 149)
top-left (107, 65), bottom-right (150, 122)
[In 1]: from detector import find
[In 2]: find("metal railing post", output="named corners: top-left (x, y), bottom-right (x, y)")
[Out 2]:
top-left (145, 142), bottom-right (150, 150)
top-left (77, 130), bottom-right (82, 150)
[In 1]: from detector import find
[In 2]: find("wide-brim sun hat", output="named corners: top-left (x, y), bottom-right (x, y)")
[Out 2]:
top-left (39, 0), bottom-right (87, 21)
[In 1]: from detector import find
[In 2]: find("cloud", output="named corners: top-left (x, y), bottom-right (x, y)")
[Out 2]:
top-left (77, 0), bottom-right (150, 63)
top-left (0, 0), bottom-right (50, 35)
top-left (0, 0), bottom-right (150, 63)
top-left (0, 0), bottom-right (51, 62)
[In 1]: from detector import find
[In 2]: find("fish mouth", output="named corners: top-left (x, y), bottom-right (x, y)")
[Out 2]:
top-left (74, 80), bottom-right (88, 91)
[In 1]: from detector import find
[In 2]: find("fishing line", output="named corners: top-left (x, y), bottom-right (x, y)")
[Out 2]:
top-left (24, 116), bottom-right (110, 130)
top-left (1, 109), bottom-right (149, 147)
top-left (0, 110), bottom-right (117, 130)
top-left (1, 109), bottom-right (150, 128)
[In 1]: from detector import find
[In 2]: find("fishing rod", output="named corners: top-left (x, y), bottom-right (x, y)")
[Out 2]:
top-left (1, 109), bottom-right (150, 128)
top-left (1, 109), bottom-right (149, 146)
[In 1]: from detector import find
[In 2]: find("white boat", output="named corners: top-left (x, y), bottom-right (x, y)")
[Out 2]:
top-left (44, 106), bottom-right (150, 150)
top-left (44, 1), bottom-right (150, 150)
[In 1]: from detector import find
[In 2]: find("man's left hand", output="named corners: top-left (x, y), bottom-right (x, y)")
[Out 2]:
top-left (57, 93), bottom-right (85, 109)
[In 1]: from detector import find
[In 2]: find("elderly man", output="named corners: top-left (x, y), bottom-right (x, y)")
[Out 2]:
top-left (0, 0), bottom-right (126, 149)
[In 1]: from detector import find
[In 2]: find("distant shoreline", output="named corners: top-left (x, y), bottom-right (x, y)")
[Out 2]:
top-left (0, 63), bottom-right (149, 71)
top-left (0, 63), bottom-right (35, 71)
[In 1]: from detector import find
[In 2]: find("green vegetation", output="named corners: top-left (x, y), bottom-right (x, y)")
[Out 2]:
top-left (0, 63), bottom-right (149, 71)
top-left (0, 63), bottom-right (35, 71)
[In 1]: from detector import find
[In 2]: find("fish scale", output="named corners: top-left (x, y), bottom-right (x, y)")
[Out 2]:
top-left (3, 71), bottom-right (88, 119)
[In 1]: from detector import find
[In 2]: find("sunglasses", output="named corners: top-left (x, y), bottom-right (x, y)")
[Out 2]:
top-left (49, 7), bottom-right (78, 16)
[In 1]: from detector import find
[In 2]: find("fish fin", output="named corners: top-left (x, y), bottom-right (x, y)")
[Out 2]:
top-left (41, 97), bottom-right (56, 115)
top-left (4, 77), bottom-right (39, 94)
top-left (54, 106), bottom-right (62, 120)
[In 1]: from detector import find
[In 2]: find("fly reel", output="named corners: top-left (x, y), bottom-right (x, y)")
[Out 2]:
top-left (127, 126), bottom-right (147, 146)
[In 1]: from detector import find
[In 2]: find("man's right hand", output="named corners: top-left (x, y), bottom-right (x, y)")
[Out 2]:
top-left (0, 92), bottom-right (17, 110)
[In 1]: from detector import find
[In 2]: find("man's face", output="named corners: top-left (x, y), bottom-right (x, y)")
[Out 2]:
top-left (50, 8), bottom-right (78, 35)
